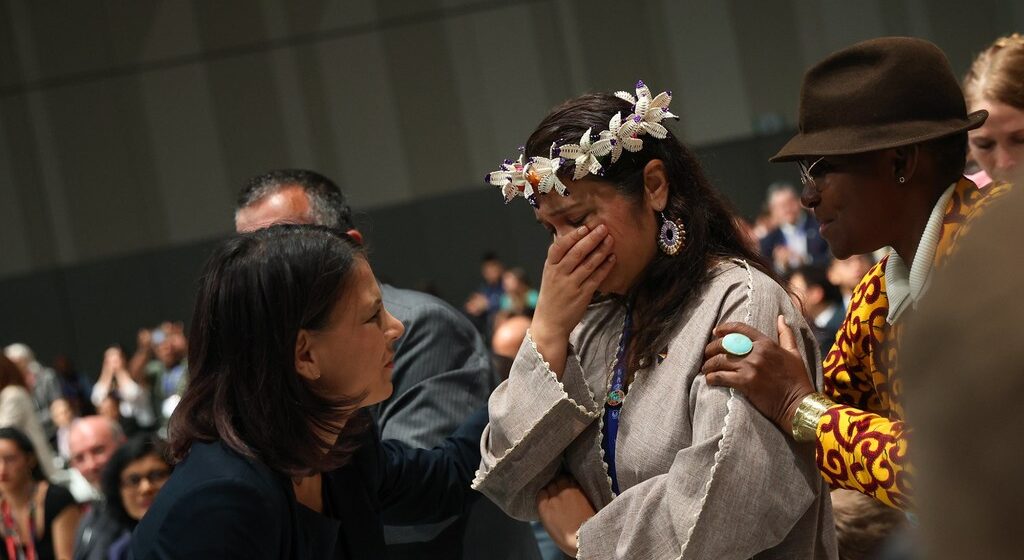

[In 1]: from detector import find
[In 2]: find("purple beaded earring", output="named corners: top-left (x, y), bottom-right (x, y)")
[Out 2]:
top-left (657, 211), bottom-right (686, 256)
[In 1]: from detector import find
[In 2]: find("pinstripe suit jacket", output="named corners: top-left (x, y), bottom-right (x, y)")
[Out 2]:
top-left (474, 262), bottom-right (838, 559)
top-left (375, 285), bottom-right (538, 559)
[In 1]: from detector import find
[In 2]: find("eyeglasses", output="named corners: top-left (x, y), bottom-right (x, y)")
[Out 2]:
top-left (797, 156), bottom-right (826, 188)
top-left (121, 468), bottom-right (170, 490)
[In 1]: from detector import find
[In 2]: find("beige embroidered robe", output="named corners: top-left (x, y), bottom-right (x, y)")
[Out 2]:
top-left (474, 262), bottom-right (838, 559)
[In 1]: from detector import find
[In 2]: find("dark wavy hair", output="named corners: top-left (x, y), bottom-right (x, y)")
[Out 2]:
top-left (0, 427), bottom-right (46, 482)
top-left (525, 93), bottom-right (777, 371)
top-left (101, 434), bottom-right (170, 528)
top-left (168, 224), bottom-right (371, 476)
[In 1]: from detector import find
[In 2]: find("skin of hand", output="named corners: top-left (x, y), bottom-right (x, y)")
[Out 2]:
top-left (136, 329), bottom-right (152, 352)
top-left (536, 475), bottom-right (597, 557)
top-left (463, 292), bottom-right (489, 316)
top-left (773, 245), bottom-right (795, 269)
top-left (529, 224), bottom-right (616, 378)
top-left (701, 316), bottom-right (815, 434)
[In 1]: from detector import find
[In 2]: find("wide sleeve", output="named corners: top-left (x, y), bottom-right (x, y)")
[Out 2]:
top-left (375, 407), bottom-right (489, 525)
top-left (131, 479), bottom-right (282, 559)
top-left (472, 330), bottom-right (602, 521)
top-left (815, 406), bottom-right (910, 509)
top-left (816, 264), bottom-right (911, 510)
top-left (376, 295), bottom-right (497, 448)
top-left (576, 267), bottom-right (828, 559)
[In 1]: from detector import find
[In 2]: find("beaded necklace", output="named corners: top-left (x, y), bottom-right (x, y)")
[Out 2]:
top-left (600, 304), bottom-right (633, 495)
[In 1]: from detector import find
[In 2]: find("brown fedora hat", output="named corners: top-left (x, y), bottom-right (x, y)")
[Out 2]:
top-left (771, 36), bottom-right (987, 162)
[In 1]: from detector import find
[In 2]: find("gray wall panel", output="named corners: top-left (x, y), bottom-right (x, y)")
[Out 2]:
top-left (0, 0), bottom-right (1019, 367)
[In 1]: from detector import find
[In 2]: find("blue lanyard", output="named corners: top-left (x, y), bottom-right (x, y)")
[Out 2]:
top-left (601, 306), bottom-right (632, 495)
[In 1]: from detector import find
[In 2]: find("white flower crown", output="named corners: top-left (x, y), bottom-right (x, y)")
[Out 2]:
top-left (486, 80), bottom-right (678, 206)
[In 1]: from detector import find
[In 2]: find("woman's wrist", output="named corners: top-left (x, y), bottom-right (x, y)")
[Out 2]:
top-left (529, 319), bottom-right (569, 350)
top-left (788, 392), bottom-right (835, 442)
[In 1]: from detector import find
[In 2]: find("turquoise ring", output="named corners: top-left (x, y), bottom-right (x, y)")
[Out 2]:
top-left (722, 333), bottom-right (754, 357)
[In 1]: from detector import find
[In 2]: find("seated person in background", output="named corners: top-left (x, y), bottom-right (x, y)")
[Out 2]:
top-left (100, 434), bottom-right (172, 560)
top-left (3, 344), bottom-right (63, 441)
top-left (0, 354), bottom-right (56, 479)
top-left (787, 264), bottom-right (845, 359)
top-left (97, 394), bottom-right (140, 439)
top-left (132, 225), bottom-right (486, 559)
top-left (69, 416), bottom-right (127, 560)
top-left (826, 254), bottom-right (873, 310)
top-left (490, 315), bottom-right (532, 381)
top-left (129, 323), bottom-right (188, 428)
top-left (0, 427), bottom-right (81, 560)
top-left (464, 252), bottom-right (506, 338)
top-left (49, 398), bottom-right (76, 465)
top-left (91, 346), bottom-right (154, 431)
top-left (759, 182), bottom-right (831, 273)
top-left (494, 268), bottom-right (539, 332)
top-left (50, 356), bottom-right (94, 419)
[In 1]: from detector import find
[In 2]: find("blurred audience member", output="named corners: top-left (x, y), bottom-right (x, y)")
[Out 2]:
top-left (464, 252), bottom-right (506, 337)
top-left (497, 268), bottom-right (538, 321)
top-left (49, 399), bottom-right (75, 465)
top-left (0, 355), bottom-right (56, 478)
top-left (751, 206), bottom-right (776, 241)
top-left (759, 182), bottom-right (831, 273)
top-left (4, 344), bottom-right (63, 439)
top-left (787, 265), bottom-right (845, 359)
top-left (963, 33), bottom-right (1024, 186)
top-left (0, 427), bottom-right (81, 560)
top-left (129, 324), bottom-right (187, 427)
top-left (827, 255), bottom-right (874, 309)
top-left (97, 394), bottom-right (140, 439)
top-left (69, 416), bottom-right (126, 560)
top-left (92, 346), bottom-right (154, 431)
top-left (100, 435), bottom-right (171, 560)
top-left (831, 489), bottom-right (906, 560)
top-left (734, 217), bottom-right (760, 253)
top-left (490, 315), bottom-right (531, 381)
top-left (50, 355), bottom-right (94, 418)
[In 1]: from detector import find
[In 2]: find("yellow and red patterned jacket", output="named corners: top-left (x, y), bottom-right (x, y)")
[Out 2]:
top-left (816, 178), bottom-right (1010, 510)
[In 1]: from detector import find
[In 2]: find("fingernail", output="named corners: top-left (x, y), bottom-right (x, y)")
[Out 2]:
top-left (577, 226), bottom-right (588, 235)
top-left (595, 224), bottom-right (607, 234)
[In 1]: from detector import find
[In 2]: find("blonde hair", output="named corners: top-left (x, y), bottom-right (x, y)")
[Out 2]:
top-left (963, 33), bottom-right (1024, 110)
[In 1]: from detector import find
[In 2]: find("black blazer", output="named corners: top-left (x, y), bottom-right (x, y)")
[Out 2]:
top-left (131, 409), bottom-right (486, 559)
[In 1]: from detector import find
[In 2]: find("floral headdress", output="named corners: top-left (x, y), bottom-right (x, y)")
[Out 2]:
top-left (486, 80), bottom-right (678, 207)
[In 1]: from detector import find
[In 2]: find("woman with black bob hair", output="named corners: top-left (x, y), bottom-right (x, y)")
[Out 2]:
top-left (100, 434), bottom-right (171, 559)
top-left (132, 224), bottom-right (485, 559)
top-left (475, 83), bottom-right (837, 558)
